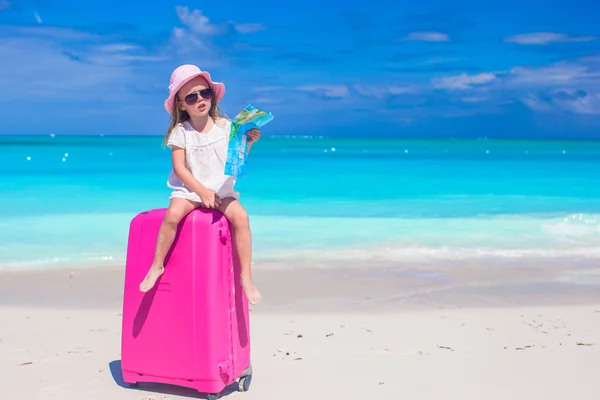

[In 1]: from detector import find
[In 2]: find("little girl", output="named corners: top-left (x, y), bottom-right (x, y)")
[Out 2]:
top-left (139, 64), bottom-right (262, 305)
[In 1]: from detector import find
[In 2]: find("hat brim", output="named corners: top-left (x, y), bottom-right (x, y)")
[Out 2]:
top-left (164, 71), bottom-right (225, 115)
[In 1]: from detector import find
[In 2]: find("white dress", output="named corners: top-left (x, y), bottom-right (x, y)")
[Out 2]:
top-left (166, 119), bottom-right (239, 203)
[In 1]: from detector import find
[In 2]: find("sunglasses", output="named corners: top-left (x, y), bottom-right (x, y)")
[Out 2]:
top-left (180, 88), bottom-right (214, 105)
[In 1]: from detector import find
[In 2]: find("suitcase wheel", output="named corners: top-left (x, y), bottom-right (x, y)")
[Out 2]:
top-left (238, 374), bottom-right (252, 392)
top-left (126, 382), bottom-right (139, 388)
top-left (207, 394), bottom-right (219, 400)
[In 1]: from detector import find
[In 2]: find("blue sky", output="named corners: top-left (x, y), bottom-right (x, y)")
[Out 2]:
top-left (1, 0), bottom-right (600, 138)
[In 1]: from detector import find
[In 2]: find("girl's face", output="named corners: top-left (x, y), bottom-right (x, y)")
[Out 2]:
top-left (177, 76), bottom-right (214, 118)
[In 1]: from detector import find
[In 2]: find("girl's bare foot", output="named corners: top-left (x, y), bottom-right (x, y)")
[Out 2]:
top-left (139, 265), bottom-right (164, 292)
top-left (241, 277), bottom-right (261, 305)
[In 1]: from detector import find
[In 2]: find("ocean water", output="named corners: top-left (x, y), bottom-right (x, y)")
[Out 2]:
top-left (2, 135), bottom-right (600, 269)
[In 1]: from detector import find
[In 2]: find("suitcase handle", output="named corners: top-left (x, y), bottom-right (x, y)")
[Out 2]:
top-left (218, 361), bottom-right (230, 376)
top-left (218, 229), bottom-right (227, 244)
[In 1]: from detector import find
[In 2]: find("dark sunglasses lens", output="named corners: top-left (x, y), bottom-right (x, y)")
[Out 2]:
top-left (184, 92), bottom-right (198, 105)
top-left (200, 89), bottom-right (214, 99)
top-left (183, 89), bottom-right (213, 104)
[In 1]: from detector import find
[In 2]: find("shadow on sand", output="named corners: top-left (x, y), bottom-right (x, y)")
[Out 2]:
top-left (109, 360), bottom-right (240, 399)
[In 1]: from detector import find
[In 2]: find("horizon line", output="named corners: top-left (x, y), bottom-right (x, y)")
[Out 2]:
top-left (1, 134), bottom-right (600, 142)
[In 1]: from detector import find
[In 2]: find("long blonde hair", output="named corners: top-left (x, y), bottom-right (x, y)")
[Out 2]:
top-left (162, 95), bottom-right (229, 147)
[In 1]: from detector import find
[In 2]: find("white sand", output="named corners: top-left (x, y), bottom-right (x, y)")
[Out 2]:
top-left (1, 304), bottom-right (599, 399)
top-left (0, 264), bottom-right (599, 399)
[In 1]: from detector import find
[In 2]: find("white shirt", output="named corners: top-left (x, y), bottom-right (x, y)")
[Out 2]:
top-left (166, 119), bottom-right (239, 202)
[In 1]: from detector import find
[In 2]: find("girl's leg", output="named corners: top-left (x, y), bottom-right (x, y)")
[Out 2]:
top-left (216, 198), bottom-right (261, 305)
top-left (139, 197), bottom-right (199, 292)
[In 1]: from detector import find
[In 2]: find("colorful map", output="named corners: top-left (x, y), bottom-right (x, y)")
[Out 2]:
top-left (224, 104), bottom-right (274, 177)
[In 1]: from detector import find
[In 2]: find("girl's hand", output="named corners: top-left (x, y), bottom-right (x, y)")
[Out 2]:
top-left (199, 189), bottom-right (222, 209)
top-left (248, 128), bottom-right (261, 143)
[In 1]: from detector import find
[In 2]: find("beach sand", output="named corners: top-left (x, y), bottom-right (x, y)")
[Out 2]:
top-left (1, 261), bottom-right (599, 399)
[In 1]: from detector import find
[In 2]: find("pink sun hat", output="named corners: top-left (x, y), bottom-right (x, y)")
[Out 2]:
top-left (164, 64), bottom-right (225, 115)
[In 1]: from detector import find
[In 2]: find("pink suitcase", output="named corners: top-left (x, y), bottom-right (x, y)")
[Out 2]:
top-left (120, 208), bottom-right (252, 399)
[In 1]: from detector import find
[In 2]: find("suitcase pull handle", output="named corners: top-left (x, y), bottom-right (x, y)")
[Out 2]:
top-left (218, 229), bottom-right (227, 244)
top-left (218, 361), bottom-right (230, 376)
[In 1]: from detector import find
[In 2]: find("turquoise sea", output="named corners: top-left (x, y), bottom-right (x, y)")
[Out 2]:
top-left (1, 135), bottom-right (600, 269)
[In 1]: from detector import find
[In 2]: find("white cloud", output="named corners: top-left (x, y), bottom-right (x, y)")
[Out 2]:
top-left (168, 10), bottom-right (221, 66)
top-left (0, 24), bottom-right (170, 101)
top-left (461, 96), bottom-right (488, 103)
top-left (0, 6), bottom-right (270, 111)
top-left (34, 11), bottom-right (42, 24)
top-left (252, 55), bottom-right (600, 118)
top-left (507, 64), bottom-right (600, 85)
top-left (168, 7), bottom-right (266, 64)
top-left (388, 86), bottom-right (414, 95)
top-left (175, 6), bottom-right (224, 35)
top-left (435, 58), bottom-right (600, 115)
top-left (98, 43), bottom-right (140, 52)
top-left (353, 84), bottom-right (415, 98)
top-left (118, 55), bottom-right (167, 61)
top-left (504, 32), bottom-right (596, 45)
top-left (522, 94), bottom-right (550, 111)
top-left (174, 6), bottom-right (267, 36)
top-left (557, 92), bottom-right (600, 114)
top-left (254, 83), bottom-right (420, 102)
top-left (2, 24), bottom-right (166, 67)
top-left (298, 84), bottom-right (349, 98)
top-left (401, 31), bottom-right (449, 42)
top-left (10, 26), bottom-right (97, 40)
top-left (234, 23), bottom-right (266, 34)
top-left (432, 73), bottom-right (496, 90)
top-left (169, 26), bottom-right (219, 65)
top-left (580, 54), bottom-right (600, 63)
top-left (523, 90), bottom-right (600, 114)
top-left (0, 37), bottom-right (134, 100)
top-left (85, 54), bottom-right (167, 65)
top-left (254, 84), bottom-right (350, 99)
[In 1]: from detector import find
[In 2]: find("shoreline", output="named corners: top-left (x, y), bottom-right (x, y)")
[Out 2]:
top-left (1, 258), bottom-right (599, 312)
top-left (4, 236), bottom-right (600, 273)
